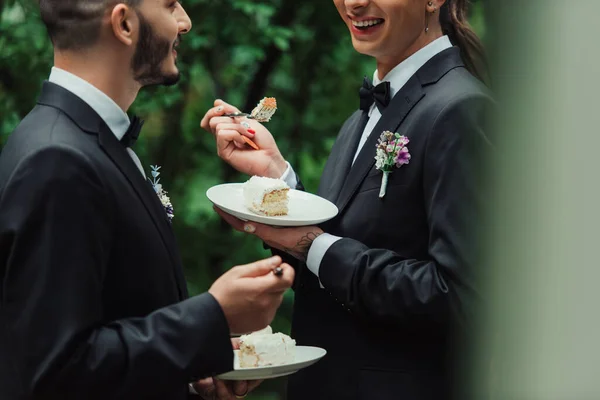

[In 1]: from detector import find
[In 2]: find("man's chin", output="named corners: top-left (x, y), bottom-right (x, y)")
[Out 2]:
top-left (162, 72), bottom-right (181, 87)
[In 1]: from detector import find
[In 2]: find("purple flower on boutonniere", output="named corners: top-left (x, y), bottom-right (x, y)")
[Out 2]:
top-left (374, 131), bottom-right (411, 198)
top-left (150, 165), bottom-right (174, 222)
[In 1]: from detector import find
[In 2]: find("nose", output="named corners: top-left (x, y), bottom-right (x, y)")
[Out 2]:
top-left (345, 0), bottom-right (369, 11)
top-left (175, 4), bottom-right (192, 34)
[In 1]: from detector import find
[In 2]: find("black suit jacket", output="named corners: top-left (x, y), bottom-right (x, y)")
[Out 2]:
top-left (287, 48), bottom-right (493, 400)
top-left (0, 82), bottom-right (233, 399)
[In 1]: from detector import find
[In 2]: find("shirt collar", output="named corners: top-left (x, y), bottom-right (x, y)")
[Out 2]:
top-left (372, 35), bottom-right (453, 100)
top-left (48, 67), bottom-right (130, 140)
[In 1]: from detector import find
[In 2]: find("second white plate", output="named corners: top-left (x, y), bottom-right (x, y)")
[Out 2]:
top-left (217, 346), bottom-right (327, 381)
top-left (206, 183), bottom-right (338, 227)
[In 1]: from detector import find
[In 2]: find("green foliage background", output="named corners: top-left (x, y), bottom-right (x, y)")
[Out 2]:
top-left (0, 1), bottom-right (485, 398)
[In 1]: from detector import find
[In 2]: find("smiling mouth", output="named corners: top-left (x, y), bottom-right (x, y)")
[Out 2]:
top-left (351, 18), bottom-right (385, 30)
top-left (171, 39), bottom-right (180, 58)
top-left (173, 36), bottom-right (181, 50)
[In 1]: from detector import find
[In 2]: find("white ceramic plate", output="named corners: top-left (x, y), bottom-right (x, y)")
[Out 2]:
top-left (206, 183), bottom-right (338, 227)
top-left (216, 346), bottom-right (327, 381)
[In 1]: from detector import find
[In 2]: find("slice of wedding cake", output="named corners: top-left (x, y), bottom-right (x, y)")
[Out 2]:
top-left (238, 326), bottom-right (296, 368)
top-left (251, 97), bottom-right (278, 122)
top-left (243, 176), bottom-right (290, 216)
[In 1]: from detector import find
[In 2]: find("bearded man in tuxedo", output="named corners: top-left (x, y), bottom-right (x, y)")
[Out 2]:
top-left (0, 1), bottom-right (294, 399)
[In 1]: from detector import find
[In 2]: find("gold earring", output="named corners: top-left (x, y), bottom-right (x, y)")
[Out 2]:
top-left (425, 2), bottom-right (433, 32)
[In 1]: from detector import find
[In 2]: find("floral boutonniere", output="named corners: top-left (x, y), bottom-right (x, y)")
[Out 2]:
top-left (150, 165), bottom-right (174, 222)
top-left (374, 131), bottom-right (411, 198)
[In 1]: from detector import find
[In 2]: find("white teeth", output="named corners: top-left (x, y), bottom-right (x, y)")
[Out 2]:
top-left (352, 19), bottom-right (383, 28)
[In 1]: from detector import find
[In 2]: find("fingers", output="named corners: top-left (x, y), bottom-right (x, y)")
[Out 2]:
top-left (215, 129), bottom-right (248, 154)
top-left (239, 121), bottom-right (256, 137)
top-left (215, 122), bottom-right (256, 140)
top-left (200, 107), bottom-right (226, 133)
top-left (233, 381), bottom-right (248, 398)
top-left (200, 100), bottom-right (241, 133)
top-left (209, 116), bottom-right (236, 132)
top-left (248, 263), bottom-right (295, 294)
top-left (234, 256), bottom-right (283, 278)
top-left (209, 117), bottom-right (247, 132)
top-left (194, 377), bottom-right (215, 399)
top-left (212, 120), bottom-right (256, 157)
top-left (214, 99), bottom-right (231, 107)
top-left (214, 378), bottom-right (234, 399)
top-left (213, 206), bottom-right (270, 236)
top-left (240, 221), bottom-right (268, 238)
top-left (211, 378), bottom-right (256, 400)
top-left (230, 337), bottom-right (241, 350)
top-left (232, 256), bottom-right (294, 292)
top-left (212, 100), bottom-right (240, 116)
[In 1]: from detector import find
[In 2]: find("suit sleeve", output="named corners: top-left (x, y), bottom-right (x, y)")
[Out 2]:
top-left (0, 146), bottom-right (233, 399)
top-left (317, 94), bottom-right (493, 327)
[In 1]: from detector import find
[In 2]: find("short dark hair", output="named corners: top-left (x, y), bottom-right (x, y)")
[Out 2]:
top-left (39, 0), bottom-right (142, 50)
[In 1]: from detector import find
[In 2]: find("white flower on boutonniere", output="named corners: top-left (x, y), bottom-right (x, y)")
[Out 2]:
top-left (374, 131), bottom-right (411, 198)
top-left (150, 165), bottom-right (174, 222)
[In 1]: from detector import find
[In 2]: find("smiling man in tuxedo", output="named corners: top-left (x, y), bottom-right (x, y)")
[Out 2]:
top-left (0, 1), bottom-right (295, 399)
top-left (203, 0), bottom-right (493, 399)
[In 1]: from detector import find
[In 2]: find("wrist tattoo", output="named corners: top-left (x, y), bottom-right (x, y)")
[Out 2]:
top-left (284, 232), bottom-right (322, 261)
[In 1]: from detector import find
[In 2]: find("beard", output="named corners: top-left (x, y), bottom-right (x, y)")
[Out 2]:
top-left (132, 12), bottom-right (180, 87)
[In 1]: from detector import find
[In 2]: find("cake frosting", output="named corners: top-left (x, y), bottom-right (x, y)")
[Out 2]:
top-left (243, 176), bottom-right (290, 216)
top-left (238, 326), bottom-right (296, 368)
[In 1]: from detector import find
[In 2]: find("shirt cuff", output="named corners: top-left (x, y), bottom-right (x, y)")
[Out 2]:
top-left (188, 383), bottom-right (199, 395)
top-left (280, 161), bottom-right (298, 189)
top-left (306, 233), bottom-right (342, 288)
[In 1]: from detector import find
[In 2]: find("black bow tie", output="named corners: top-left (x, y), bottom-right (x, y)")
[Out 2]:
top-left (120, 115), bottom-right (144, 148)
top-left (359, 77), bottom-right (391, 113)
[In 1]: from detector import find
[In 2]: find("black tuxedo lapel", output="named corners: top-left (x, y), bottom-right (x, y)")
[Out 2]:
top-left (37, 82), bottom-right (187, 299)
top-left (335, 76), bottom-right (424, 213)
top-left (334, 47), bottom-right (465, 214)
top-left (98, 126), bottom-right (187, 299)
top-left (317, 110), bottom-right (368, 203)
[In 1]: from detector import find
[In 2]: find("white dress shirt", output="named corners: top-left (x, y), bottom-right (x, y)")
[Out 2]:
top-left (281, 36), bottom-right (453, 287)
top-left (48, 67), bottom-right (146, 177)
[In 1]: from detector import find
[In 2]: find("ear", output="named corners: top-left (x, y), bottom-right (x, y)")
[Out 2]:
top-left (426, 0), bottom-right (446, 12)
top-left (431, 0), bottom-right (447, 10)
top-left (110, 4), bottom-right (136, 46)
